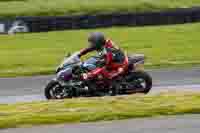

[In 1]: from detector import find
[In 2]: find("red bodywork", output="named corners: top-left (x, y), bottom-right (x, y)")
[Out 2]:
top-left (86, 56), bottom-right (128, 80)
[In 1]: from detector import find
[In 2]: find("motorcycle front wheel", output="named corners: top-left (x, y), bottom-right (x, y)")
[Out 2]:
top-left (44, 80), bottom-right (73, 100)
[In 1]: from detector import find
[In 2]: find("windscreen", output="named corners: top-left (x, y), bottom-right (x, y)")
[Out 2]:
top-left (59, 53), bottom-right (81, 68)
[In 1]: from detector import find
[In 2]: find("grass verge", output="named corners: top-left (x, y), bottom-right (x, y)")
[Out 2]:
top-left (0, 0), bottom-right (200, 18)
top-left (0, 91), bottom-right (200, 129)
top-left (1, 23), bottom-right (200, 77)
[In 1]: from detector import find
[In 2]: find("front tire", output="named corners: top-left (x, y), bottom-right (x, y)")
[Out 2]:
top-left (44, 80), bottom-right (72, 100)
top-left (45, 80), bottom-right (59, 99)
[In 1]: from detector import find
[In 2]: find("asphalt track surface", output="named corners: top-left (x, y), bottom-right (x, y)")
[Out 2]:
top-left (0, 68), bottom-right (200, 132)
top-left (0, 68), bottom-right (200, 104)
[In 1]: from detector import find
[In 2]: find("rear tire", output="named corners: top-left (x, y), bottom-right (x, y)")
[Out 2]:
top-left (129, 71), bottom-right (152, 94)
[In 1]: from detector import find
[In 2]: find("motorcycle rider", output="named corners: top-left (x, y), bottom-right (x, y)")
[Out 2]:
top-left (78, 32), bottom-right (128, 84)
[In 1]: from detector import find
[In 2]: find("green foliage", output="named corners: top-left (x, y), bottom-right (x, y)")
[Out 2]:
top-left (0, 0), bottom-right (200, 17)
top-left (0, 0), bottom-right (26, 2)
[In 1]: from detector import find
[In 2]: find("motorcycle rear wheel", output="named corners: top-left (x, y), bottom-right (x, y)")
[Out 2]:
top-left (128, 71), bottom-right (152, 94)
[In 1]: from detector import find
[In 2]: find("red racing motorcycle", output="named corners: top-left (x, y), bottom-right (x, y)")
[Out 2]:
top-left (44, 52), bottom-right (152, 99)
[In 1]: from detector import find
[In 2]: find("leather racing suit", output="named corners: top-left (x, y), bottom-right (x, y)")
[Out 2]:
top-left (78, 39), bottom-right (128, 80)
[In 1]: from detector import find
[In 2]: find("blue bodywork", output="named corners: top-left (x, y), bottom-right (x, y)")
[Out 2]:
top-left (57, 57), bottom-right (98, 81)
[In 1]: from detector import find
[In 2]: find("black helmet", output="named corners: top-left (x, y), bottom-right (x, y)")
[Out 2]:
top-left (88, 32), bottom-right (106, 50)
